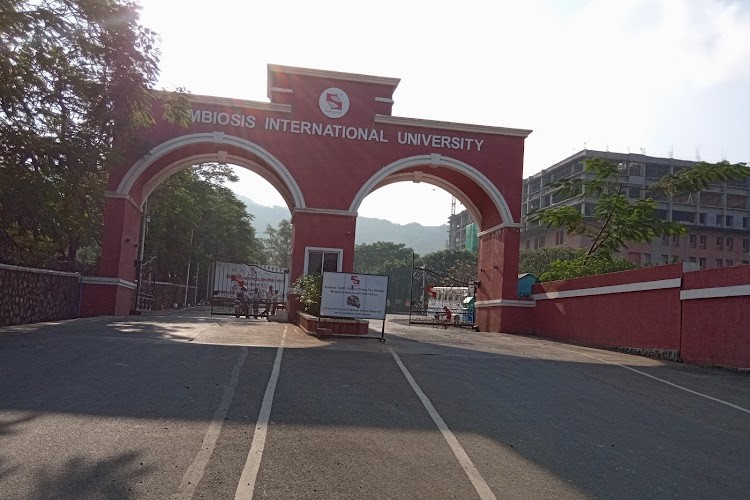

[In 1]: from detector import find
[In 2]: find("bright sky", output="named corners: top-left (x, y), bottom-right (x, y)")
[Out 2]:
top-left (138, 0), bottom-right (750, 226)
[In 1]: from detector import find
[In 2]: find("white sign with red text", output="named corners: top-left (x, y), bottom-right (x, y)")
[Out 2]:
top-left (320, 272), bottom-right (388, 320)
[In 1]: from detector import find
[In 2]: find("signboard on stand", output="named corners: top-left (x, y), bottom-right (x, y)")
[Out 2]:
top-left (320, 272), bottom-right (388, 321)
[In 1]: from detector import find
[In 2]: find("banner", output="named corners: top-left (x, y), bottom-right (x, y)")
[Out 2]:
top-left (320, 272), bottom-right (388, 320)
top-left (213, 261), bottom-right (288, 299)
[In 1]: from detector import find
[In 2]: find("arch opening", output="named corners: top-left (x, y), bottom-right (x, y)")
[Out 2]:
top-left (115, 133), bottom-right (306, 212)
top-left (349, 154), bottom-right (516, 229)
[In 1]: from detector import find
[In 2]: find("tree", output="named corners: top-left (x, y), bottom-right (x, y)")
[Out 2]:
top-left (263, 219), bottom-right (292, 268)
top-left (145, 165), bottom-right (264, 286)
top-left (519, 247), bottom-right (585, 278)
top-left (0, 0), bottom-right (189, 268)
top-left (354, 242), bottom-right (414, 274)
top-left (420, 249), bottom-right (478, 283)
top-left (354, 242), bottom-right (416, 311)
top-left (528, 157), bottom-right (749, 279)
top-left (539, 255), bottom-right (636, 282)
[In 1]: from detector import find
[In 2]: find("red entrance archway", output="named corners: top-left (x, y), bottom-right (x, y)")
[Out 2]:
top-left (81, 65), bottom-right (532, 333)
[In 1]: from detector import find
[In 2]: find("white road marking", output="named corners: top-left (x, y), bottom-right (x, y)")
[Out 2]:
top-left (529, 340), bottom-right (750, 415)
top-left (234, 326), bottom-right (287, 499)
top-left (389, 346), bottom-right (497, 500)
top-left (173, 347), bottom-right (248, 500)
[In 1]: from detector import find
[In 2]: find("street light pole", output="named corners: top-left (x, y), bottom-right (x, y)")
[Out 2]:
top-left (133, 202), bottom-right (149, 314)
top-left (184, 228), bottom-right (193, 307)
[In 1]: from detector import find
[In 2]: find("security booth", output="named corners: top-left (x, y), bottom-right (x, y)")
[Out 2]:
top-left (462, 296), bottom-right (476, 325)
top-left (517, 273), bottom-right (538, 298)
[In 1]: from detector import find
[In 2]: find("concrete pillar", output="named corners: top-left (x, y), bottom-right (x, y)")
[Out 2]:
top-left (474, 225), bottom-right (533, 333)
top-left (80, 196), bottom-right (141, 316)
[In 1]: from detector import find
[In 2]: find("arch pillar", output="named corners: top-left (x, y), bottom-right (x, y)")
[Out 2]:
top-left (474, 225), bottom-right (534, 333)
top-left (79, 195), bottom-right (141, 316)
top-left (289, 210), bottom-right (357, 284)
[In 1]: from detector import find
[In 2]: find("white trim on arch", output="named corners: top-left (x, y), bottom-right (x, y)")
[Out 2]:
top-left (141, 153), bottom-right (298, 210)
top-left (115, 132), bottom-right (305, 209)
top-left (370, 172), bottom-right (483, 225)
top-left (348, 154), bottom-right (515, 225)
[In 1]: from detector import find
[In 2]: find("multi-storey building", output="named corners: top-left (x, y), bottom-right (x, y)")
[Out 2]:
top-left (447, 209), bottom-right (477, 252)
top-left (520, 149), bottom-right (750, 269)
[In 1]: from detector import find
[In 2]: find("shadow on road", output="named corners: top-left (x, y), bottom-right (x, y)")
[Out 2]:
top-left (0, 308), bottom-right (748, 499)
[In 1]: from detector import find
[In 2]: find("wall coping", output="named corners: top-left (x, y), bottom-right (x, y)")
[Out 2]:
top-left (0, 263), bottom-right (81, 278)
top-left (532, 278), bottom-right (682, 301)
top-left (681, 284), bottom-right (750, 300)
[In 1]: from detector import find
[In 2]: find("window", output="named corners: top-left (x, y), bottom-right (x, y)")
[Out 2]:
top-left (555, 230), bottom-right (564, 245)
top-left (662, 235), bottom-right (669, 246)
top-left (525, 239), bottom-right (531, 250)
top-left (672, 235), bottom-right (680, 247)
top-left (533, 237), bottom-right (539, 250)
top-left (699, 257), bottom-right (706, 269)
top-left (744, 239), bottom-right (750, 252)
top-left (699, 235), bottom-right (707, 249)
top-left (688, 234), bottom-right (697, 248)
top-left (689, 257), bottom-right (697, 263)
top-left (672, 210), bottom-right (695, 223)
top-left (726, 215), bottom-right (734, 227)
top-left (716, 259), bottom-right (724, 268)
top-left (727, 259), bottom-right (734, 267)
top-left (716, 215), bottom-right (724, 226)
top-left (702, 192), bottom-right (722, 207)
top-left (744, 217), bottom-right (749, 229)
top-left (661, 254), bottom-right (669, 264)
top-left (305, 248), bottom-right (342, 275)
top-left (538, 236), bottom-right (546, 248)
top-left (699, 213), bottom-right (707, 225)
top-left (716, 237), bottom-right (724, 250)
top-left (727, 237), bottom-right (734, 251)
top-left (642, 253), bottom-right (651, 265)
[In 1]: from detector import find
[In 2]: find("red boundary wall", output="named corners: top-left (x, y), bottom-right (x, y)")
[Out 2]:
top-left (528, 264), bottom-right (750, 369)
top-left (680, 266), bottom-right (750, 368)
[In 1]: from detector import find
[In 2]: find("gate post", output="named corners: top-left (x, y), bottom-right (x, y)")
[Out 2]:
top-left (474, 225), bottom-right (534, 333)
top-left (80, 195), bottom-right (141, 316)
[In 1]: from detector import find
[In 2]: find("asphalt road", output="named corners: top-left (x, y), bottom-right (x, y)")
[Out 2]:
top-left (0, 308), bottom-right (748, 499)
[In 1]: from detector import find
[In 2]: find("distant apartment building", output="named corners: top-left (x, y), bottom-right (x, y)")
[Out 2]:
top-left (520, 149), bottom-right (750, 269)
top-left (446, 209), bottom-right (478, 253)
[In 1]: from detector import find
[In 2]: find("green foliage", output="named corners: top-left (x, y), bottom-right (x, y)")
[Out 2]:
top-left (540, 255), bottom-right (636, 282)
top-left (354, 242), bottom-right (415, 310)
top-left (264, 219), bottom-right (292, 268)
top-left (421, 249), bottom-right (478, 283)
top-left (0, 0), bottom-right (184, 269)
top-left (519, 247), bottom-right (585, 278)
top-left (145, 165), bottom-right (264, 284)
top-left (292, 273), bottom-right (323, 316)
top-left (528, 157), bottom-right (749, 262)
top-left (650, 160), bottom-right (749, 195)
top-left (354, 242), bottom-right (414, 274)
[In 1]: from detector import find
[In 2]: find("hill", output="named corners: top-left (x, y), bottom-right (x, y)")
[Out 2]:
top-left (237, 196), bottom-right (448, 255)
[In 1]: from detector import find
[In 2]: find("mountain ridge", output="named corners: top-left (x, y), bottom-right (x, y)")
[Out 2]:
top-left (237, 196), bottom-right (448, 255)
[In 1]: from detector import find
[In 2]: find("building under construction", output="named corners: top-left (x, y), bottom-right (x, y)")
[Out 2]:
top-left (448, 149), bottom-right (750, 269)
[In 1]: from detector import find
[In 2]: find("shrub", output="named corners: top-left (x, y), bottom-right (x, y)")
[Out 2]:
top-left (292, 273), bottom-right (322, 316)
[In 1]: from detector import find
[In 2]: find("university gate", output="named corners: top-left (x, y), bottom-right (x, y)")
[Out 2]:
top-left (80, 65), bottom-right (532, 333)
